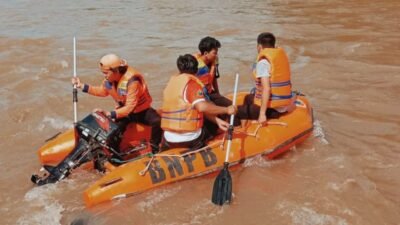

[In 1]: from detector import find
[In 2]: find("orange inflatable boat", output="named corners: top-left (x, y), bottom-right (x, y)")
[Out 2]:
top-left (32, 92), bottom-right (313, 207)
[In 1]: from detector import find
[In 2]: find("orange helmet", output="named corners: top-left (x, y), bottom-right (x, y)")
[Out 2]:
top-left (99, 54), bottom-right (127, 71)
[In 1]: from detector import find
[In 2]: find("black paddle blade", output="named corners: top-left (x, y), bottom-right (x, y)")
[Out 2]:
top-left (212, 163), bottom-right (232, 205)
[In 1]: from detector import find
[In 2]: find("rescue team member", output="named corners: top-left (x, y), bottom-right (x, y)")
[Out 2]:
top-left (194, 36), bottom-right (232, 107)
top-left (71, 54), bottom-right (162, 153)
top-left (194, 36), bottom-right (240, 134)
top-left (161, 54), bottom-right (236, 150)
top-left (237, 32), bottom-right (296, 125)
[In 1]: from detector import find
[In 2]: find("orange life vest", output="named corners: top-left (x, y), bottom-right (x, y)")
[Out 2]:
top-left (252, 47), bottom-right (292, 108)
top-left (161, 74), bottom-right (204, 132)
top-left (111, 67), bottom-right (152, 114)
top-left (194, 53), bottom-right (216, 94)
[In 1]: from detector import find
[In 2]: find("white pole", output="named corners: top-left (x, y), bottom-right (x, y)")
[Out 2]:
top-left (224, 73), bottom-right (240, 162)
top-left (73, 37), bottom-right (78, 124)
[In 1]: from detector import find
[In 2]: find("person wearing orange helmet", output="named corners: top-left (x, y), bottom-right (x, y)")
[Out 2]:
top-left (72, 54), bottom-right (162, 153)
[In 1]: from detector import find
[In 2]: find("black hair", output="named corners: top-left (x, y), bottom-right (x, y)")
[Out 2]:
top-left (112, 65), bottom-right (128, 74)
top-left (177, 54), bottom-right (198, 75)
top-left (257, 32), bottom-right (276, 48)
top-left (198, 36), bottom-right (221, 55)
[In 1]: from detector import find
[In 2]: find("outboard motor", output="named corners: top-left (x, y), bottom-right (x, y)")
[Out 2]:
top-left (31, 112), bottom-right (120, 186)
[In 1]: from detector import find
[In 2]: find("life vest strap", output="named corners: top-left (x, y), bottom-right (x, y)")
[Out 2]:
top-left (271, 80), bottom-right (291, 87)
top-left (161, 108), bottom-right (187, 114)
top-left (161, 116), bottom-right (201, 121)
top-left (271, 93), bottom-right (293, 100)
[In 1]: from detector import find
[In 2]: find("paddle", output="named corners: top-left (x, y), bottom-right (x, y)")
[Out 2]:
top-left (212, 73), bottom-right (239, 206)
top-left (73, 36), bottom-right (78, 124)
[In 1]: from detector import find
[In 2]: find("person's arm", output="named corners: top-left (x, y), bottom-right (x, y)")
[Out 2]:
top-left (111, 79), bottom-right (140, 119)
top-left (256, 59), bottom-right (271, 124)
top-left (72, 77), bottom-right (109, 97)
top-left (204, 113), bottom-right (229, 131)
top-left (210, 60), bottom-right (220, 94)
top-left (194, 101), bottom-right (235, 115)
top-left (186, 79), bottom-right (236, 118)
top-left (258, 77), bottom-right (270, 124)
top-left (86, 80), bottom-right (111, 97)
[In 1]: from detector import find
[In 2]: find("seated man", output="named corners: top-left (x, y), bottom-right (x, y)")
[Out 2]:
top-left (161, 54), bottom-right (236, 150)
top-left (194, 36), bottom-right (241, 129)
top-left (237, 32), bottom-right (296, 125)
top-left (194, 36), bottom-right (232, 107)
top-left (72, 54), bottom-right (162, 153)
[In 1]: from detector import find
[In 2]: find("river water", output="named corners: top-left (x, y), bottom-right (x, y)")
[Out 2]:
top-left (0, 0), bottom-right (399, 224)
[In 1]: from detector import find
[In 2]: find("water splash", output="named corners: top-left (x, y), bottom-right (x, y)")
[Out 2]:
top-left (60, 60), bottom-right (69, 68)
top-left (17, 171), bottom-right (96, 225)
top-left (313, 119), bottom-right (329, 145)
top-left (243, 155), bottom-right (284, 168)
top-left (39, 67), bottom-right (49, 75)
top-left (184, 199), bottom-right (225, 225)
top-left (292, 46), bottom-right (311, 70)
top-left (38, 116), bottom-right (73, 131)
top-left (152, 199), bottom-right (225, 225)
top-left (136, 186), bottom-right (182, 212)
top-left (278, 201), bottom-right (348, 225)
top-left (326, 182), bottom-right (341, 192)
top-left (17, 185), bottom-right (64, 225)
top-left (14, 66), bottom-right (29, 74)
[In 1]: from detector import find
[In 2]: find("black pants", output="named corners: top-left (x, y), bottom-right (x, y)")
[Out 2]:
top-left (118, 107), bottom-right (162, 152)
top-left (208, 91), bottom-right (241, 127)
top-left (237, 94), bottom-right (282, 120)
top-left (208, 91), bottom-right (232, 107)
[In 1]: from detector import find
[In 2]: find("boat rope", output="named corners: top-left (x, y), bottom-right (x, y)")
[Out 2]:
top-left (138, 141), bottom-right (224, 176)
top-left (233, 121), bottom-right (287, 139)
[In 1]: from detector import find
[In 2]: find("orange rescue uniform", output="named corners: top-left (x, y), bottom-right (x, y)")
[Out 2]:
top-left (82, 67), bottom-right (152, 119)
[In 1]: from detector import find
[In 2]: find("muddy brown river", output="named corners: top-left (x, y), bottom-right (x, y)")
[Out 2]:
top-left (0, 0), bottom-right (399, 224)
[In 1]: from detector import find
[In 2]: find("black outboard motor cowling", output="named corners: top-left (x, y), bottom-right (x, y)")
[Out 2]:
top-left (76, 111), bottom-right (120, 146)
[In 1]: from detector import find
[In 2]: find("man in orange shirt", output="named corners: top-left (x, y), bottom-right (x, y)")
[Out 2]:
top-left (161, 54), bottom-right (236, 150)
top-left (72, 54), bottom-right (162, 153)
